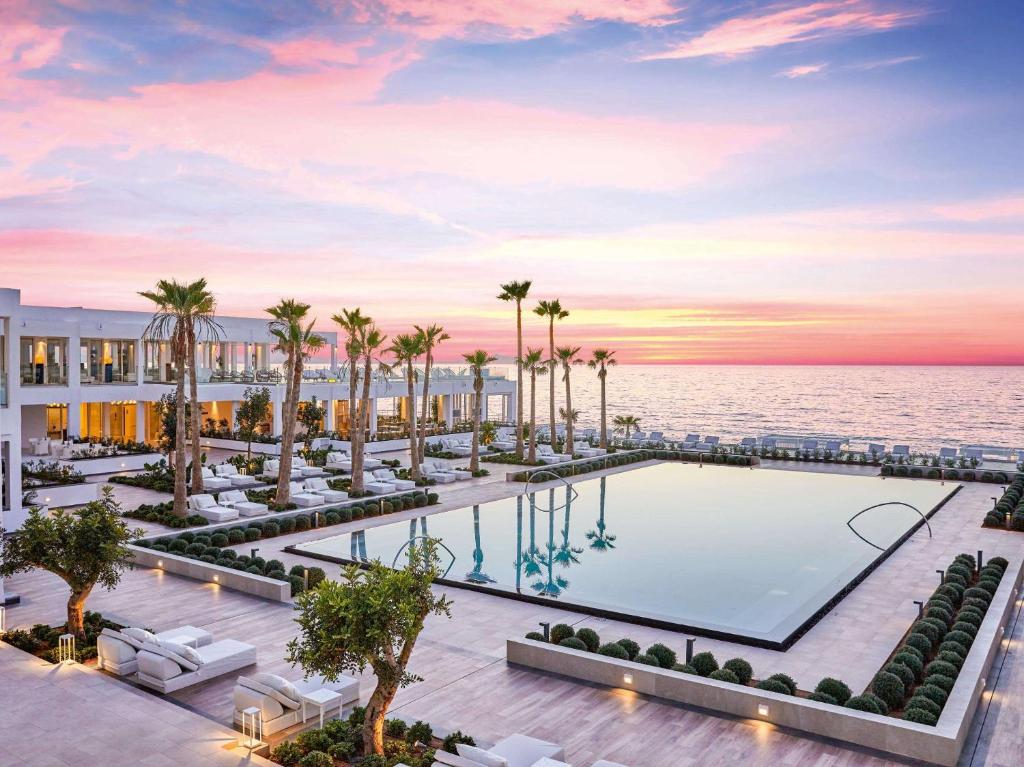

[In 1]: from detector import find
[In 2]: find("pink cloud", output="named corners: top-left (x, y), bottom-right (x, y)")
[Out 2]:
top-left (931, 196), bottom-right (1024, 222)
top-left (778, 62), bottom-right (828, 77)
top-left (644, 1), bottom-right (923, 60)
top-left (346, 0), bottom-right (678, 40)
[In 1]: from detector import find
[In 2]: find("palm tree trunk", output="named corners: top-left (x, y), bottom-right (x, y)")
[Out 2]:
top-left (528, 370), bottom-right (537, 463)
top-left (417, 349), bottom-right (431, 464)
top-left (347, 352), bottom-right (358, 441)
top-left (599, 370), bottom-right (607, 449)
top-left (548, 319), bottom-right (556, 450)
top-left (406, 361), bottom-right (420, 481)
top-left (173, 348), bottom-right (188, 518)
top-left (188, 331), bottom-right (203, 494)
top-left (276, 351), bottom-right (298, 505)
top-left (515, 302), bottom-right (524, 459)
top-left (470, 380), bottom-right (482, 472)
top-left (564, 366), bottom-right (574, 452)
top-left (352, 356), bottom-right (373, 494)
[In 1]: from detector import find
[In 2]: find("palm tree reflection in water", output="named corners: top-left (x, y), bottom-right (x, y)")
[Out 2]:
top-left (350, 529), bottom-right (368, 562)
top-left (466, 505), bottom-right (496, 584)
top-left (531, 488), bottom-right (576, 597)
top-left (585, 477), bottom-right (616, 552)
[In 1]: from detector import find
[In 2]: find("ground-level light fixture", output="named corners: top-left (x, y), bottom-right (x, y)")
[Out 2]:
top-left (240, 706), bottom-right (263, 750)
top-left (622, 673), bottom-right (633, 685)
top-left (757, 704), bottom-right (770, 717)
top-left (0, 606), bottom-right (5, 633)
top-left (58, 633), bottom-right (76, 664)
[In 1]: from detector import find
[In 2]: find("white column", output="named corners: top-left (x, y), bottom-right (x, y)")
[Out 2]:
top-left (480, 393), bottom-right (489, 422)
top-left (505, 392), bottom-right (516, 424)
top-left (369, 397), bottom-right (378, 436)
top-left (243, 342), bottom-right (252, 372)
top-left (135, 401), bottom-right (146, 442)
top-left (329, 344), bottom-right (337, 370)
top-left (135, 339), bottom-right (145, 384)
top-left (272, 391), bottom-right (284, 437)
top-left (229, 400), bottom-right (238, 431)
top-left (442, 394), bottom-right (453, 428)
top-left (102, 403), bottom-right (111, 439)
top-left (158, 342), bottom-right (168, 382)
top-left (324, 399), bottom-right (335, 432)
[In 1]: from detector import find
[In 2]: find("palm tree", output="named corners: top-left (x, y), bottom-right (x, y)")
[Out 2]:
top-left (413, 324), bottom-right (449, 464)
top-left (587, 349), bottom-right (617, 450)
top-left (332, 308), bottom-right (371, 441)
top-left (182, 284), bottom-right (222, 494)
top-left (353, 326), bottom-right (389, 494)
top-left (613, 415), bottom-right (640, 441)
top-left (388, 333), bottom-right (426, 482)
top-left (462, 350), bottom-right (497, 473)
top-left (498, 280), bottom-right (532, 460)
top-left (521, 348), bottom-right (546, 464)
top-left (139, 279), bottom-right (206, 517)
top-left (555, 345), bottom-right (583, 451)
top-left (533, 299), bottom-right (569, 450)
top-left (586, 477), bottom-right (616, 551)
top-left (267, 299), bottom-right (325, 506)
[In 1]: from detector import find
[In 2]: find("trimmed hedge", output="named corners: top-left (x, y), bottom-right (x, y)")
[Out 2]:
top-left (510, 449), bottom-right (755, 482)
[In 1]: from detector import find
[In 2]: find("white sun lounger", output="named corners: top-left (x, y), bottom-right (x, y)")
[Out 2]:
top-left (98, 625), bottom-right (213, 676)
top-left (218, 489), bottom-right (268, 517)
top-left (867, 443), bottom-right (886, 457)
top-left (304, 477), bottom-right (348, 503)
top-left (824, 440), bottom-right (843, 452)
top-left (573, 441), bottom-right (606, 458)
top-left (200, 466), bottom-right (231, 491)
top-left (892, 445), bottom-right (911, 458)
top-left (938, 447), bottom-right (958, 461)
top-left (214, 463), bottom-right (257, 487)
top-left (136, 637), bottom-right (257, 694)
top-left (362, 472), bottom-right (396, 494)
top-left (233, 672), bottom-right (360, 736)
top-left (288, 481), bottom-right (324, 507)
top-left (187, 494), bottom-right (239, 522)
top-left (419, 462), bottom-right (457, 483)
top-left (433, 733), bottom-right (566, 767)
top-left (293, 456), bottom-right (325, 477)
top-left (373, 469), bottom-right (416, 491)
top-left (537, 445), bottom-right (571, 464)
top-left (264, 458), bottom-right (302, 480)
top-left (326, 451), bottom-right (351, 472)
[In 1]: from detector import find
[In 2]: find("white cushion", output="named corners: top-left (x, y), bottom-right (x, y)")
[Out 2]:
top-left (305, 478), bottom-right (328, 491)
top-left (456, 744), bottom-right (507, 767)
top-left (202, 467), bottom-right (216, 479)
top-left (97, 633), bottom-right (137, 662)
top-left (434, 752), bottom-right (486, 767)
top-left (191, 494), bottom-right (217, 509)
top-left (137, 651), bottom-right (183, 681)
top-left (121, 627), bottom-right (156, 646)
top-left (161, 640), bottom-right (203, 666)
top-left (233, 684), bottom-right (285, 720)
top-left (250, 673), bottom-right (301, 705)
top-left (141, 640), bottom-right (199, 672)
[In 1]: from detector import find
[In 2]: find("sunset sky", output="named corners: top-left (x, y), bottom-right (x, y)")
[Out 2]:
top-left (1, 1), bottom-right (1022, 364)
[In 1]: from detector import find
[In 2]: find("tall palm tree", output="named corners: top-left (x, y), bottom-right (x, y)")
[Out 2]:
top-left (533, 300), bottom-right (568, 450)
top-left (139, 279), bottom-right (207, 517)
top-left (413, 324), bottom-right (449, 464)
top-left (586, 476), bottom-right (616, 551)
top-left (353, 326), bottom-right (389, 494)
top-left (332, 308), bottom-right (371, 441)
top-left (613, 415), bottom-right (640, 441)
top-left (388, 333), bottom-right (426, 482)
top-left (587, 349), bottom-right (617, 450)
top-left (267, 299), bottom-right (324, 506)
top-left (521, 348), bottom-right (546, 464)
top-left (555, 345), bottom-right (583, 451)
top-left (462, 350), bottom-right (497, 473)
top-left (183, 284), bottom-right (222, 494)
top-left (498, 280), bottom-right (532, 460)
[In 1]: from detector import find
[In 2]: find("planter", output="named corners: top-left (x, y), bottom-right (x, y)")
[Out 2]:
top-left (194, 437), bottom-right (284, 455)
top-left (130, 545), bottom-right (291, 602)
top-left (24, 481), bottom-right (99, 508)
top-left (326, 432), bottom-right (477, 454)
top-left (507, 557), bottom-right (1022, 767)
top-left (59, 453), bottom-right (162, 475)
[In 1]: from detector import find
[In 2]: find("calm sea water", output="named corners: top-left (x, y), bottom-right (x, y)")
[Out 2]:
top-left (497, 365), bottom-right (1023, 452)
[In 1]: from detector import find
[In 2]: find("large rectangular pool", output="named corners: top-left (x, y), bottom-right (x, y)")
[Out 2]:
top-left (290, 464), bottom-right (959, 648)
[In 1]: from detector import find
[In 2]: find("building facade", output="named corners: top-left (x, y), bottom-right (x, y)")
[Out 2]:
top-left (0, 287), bottom-right (515, 533)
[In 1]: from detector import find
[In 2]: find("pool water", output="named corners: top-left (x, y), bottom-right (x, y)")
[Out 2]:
top-left (292, 464), bottom-right (959, 648)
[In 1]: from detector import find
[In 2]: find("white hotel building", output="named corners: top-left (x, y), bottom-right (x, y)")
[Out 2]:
top-left (0, 287), bottom-right (515, 532)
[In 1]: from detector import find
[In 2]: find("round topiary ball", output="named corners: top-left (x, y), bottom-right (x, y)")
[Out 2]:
top-left (897, 643), bottom-right (925, 662)
top-left (862, 692), bottom-right (889, 715)
top-left (885, 663), bottom-right (915, 691)
top-left (926, 659), bottom-right (959, 679)
top-left (905, 632), bottom-right (933, 656)
top-left (646, 643), bottom-right (677, 669)
top-left (904, 708), bottom-right (937, 726)
top-left (924, 606), bottom-right (952, 627)
top-left (576, 628), bottom-right (600, 653)
top-left (690, 651), bottom-right (719, 677)
top-left (768, 673), bottom-right (798, 695)
top-left (814, 677), bottom-right (852, 704)
top-left (905, 695), bottom-right (942, 717)
top-left (615, 638), bottom-right (640, 660)
top-left (871, 671), bottom-right (906, 710)
top-left (911, 620), bottom-right (943, 645)
top-left (924, 673), bottom-right (956, 693)
top-left (807, 692), bottom-right (837, 705)
top-left (915, 683), bottom-right (948, 707)
top-left (708, 669), bottom-right (739, 684)
top-left (672, 663), bottom-right (698, 674)
top-left (634, 653), bottom-right (661, 667)
top-left (723, 658), bottom-right (753, 685)
top-left (558, 637), bottom-right (587, 651)
top-left (945, 630), bottom-right (974, 649)
top-left (755, 679), bottom-right (791, 695)
top-left (893, 651), bottom-right (924, 680)
top-left (845, 695), bottom-right (882, 714)
top-left (524, 632), bottom-right (546, 642)
top-left (597, 642), bottom-right (629, 660)
top-left (550, 624), bottom-right (575, 645)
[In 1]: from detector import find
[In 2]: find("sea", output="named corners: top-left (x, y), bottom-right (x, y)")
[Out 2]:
top-left (495, 365), bottom-right (1023, 453)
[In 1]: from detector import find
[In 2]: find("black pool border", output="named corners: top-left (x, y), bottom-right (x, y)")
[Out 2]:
top-left (286, 477), bottom-right (964, 652)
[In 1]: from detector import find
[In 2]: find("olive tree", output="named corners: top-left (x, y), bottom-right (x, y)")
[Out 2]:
top-left (0, 488), bottom-right (142, 637)
top-left (286, 540), bottom-right (451, 755)
top-left (235, 385), bottom-right (271, 460)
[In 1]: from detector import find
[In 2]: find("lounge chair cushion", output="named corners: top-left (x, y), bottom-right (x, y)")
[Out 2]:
top-left (191, 494), bottom-right (217, 509)
top-left (144, 640), bottom-right (200, 671)
top-left (456, 745), bottom-right (508, 767)
top-left (137, 652), bottom-right (184, 681)
top-left (161, 640), bottom-right (203, 667)
top-left (97, 633), bottom-right (137, 664)
top-left (121, 627), bottom-right (156, 647)
top-left (248, 673), bottom-right (302, 709)
top-left (433, 752), bottom-right (487, 767)
top-left (489, 734), bottom-right (565, 767)
top-left (233, 684), bottom-right (285, 721)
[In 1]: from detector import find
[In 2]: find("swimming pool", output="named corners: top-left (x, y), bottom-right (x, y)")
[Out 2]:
top-left (289, 464), bottom-right (960, 649)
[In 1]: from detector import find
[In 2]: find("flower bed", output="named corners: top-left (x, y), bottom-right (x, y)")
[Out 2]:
top-left (109, 459), bottom-right (175, 492)
top-left (0, 611), bottom-right (120, 664)
top-left (21, 460), bottom-right (86, 487)
top-left (269, 706), bottom-right (474, 767)
top-left (861, 553), bottom-right (1008, 725)
top-left (983, 476), bottom-right (1024, 530)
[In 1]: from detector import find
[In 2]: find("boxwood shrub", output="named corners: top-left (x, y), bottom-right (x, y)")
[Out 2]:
top-left (723, 658), bottom-right (753, 685)
top-left (768, 673), bottom-right (797, 695)
top-left (870, 671), bottom-right (905, 710)
top-left (615, 638), bottom-right (640, 660)
top-left (904, 708), bottom-right (937, 725)
top-left (905, 695), bottom-right (942, 717)
top-left (690, 651), bottom-right (718, 677)
top-left (708, 669), bottom-right (739, 684)
top-left (634, 653), bottom-right (661, 666)
top-left (559, 637), bottom-right (587, 651)
top-left (646, 643), bottom-right (677, 669)
top-left (755, 679), bottom-right (791, 695)
top-left (884, 663), bottom-right (915, 690)
top-left (814, 677), bottom-right (852, 704)
top-left (845, 696), bottom-right (882, 714)
top-left (576, 628), bottom-right (600, 653)
top-left (550, 624), bottom-right (575, 645)
top-left (597, 642), bottom-right (629, 659)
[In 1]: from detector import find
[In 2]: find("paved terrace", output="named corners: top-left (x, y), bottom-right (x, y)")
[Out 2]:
top-left (4, 460), bottom-right (1024, 766)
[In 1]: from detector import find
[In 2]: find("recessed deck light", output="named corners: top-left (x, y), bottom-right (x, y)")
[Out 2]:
top-left (622, 673), bottom-right (633, 685)
top-left (757, 704), bottom-right (770, 717)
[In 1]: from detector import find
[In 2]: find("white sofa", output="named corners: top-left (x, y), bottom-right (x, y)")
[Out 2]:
top-left (201, 466), bottom-right (232, 491)
top-left (372, 469), bottom-right (416, 491)
top-left (97, 625), bottom-right (212, 676)
top-left (573, 442), bottom-right (606, 458)
top-left (265, 458), bottom-right (302, 481)
top-left (293, 456), bottom-right (326, 477)
top-left (433, 734), bottom-right (566, 767)
top-left (441, 438), bottom-right (474, 457)
top-left (136, 637), bottom-right (257, 693)
top-left (537, 445), bottom-right (571, 464)
top-left (188, 493), bottom-right (239, 522)
top-left (419, 461), bottom-right (457, 483)
top-left (232, 672), bottom-right (360, 736)
top-left (362, 472), bottom-right (396, 495)
top-left (326, 451), bottom-right (351, 472)
top-left (304, 477), bottom-right (348, 503)
top-left (288, 481), bottom-right (325, 507)
top-left (214, 463), bottom-right (256, 487)
top-left (218, 489), bottom-right (269, 516)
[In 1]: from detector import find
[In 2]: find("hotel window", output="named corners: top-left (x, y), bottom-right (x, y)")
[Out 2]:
top-left (46, 404), bottom-right (68, 439)
top-left (80, 339), bottom-right (137, 384)
top-left (19, 337), bottom-right (68, 385)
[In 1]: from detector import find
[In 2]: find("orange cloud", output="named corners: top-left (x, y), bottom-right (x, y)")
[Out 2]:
top-left (644, 1), bottom-right (923, 60)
